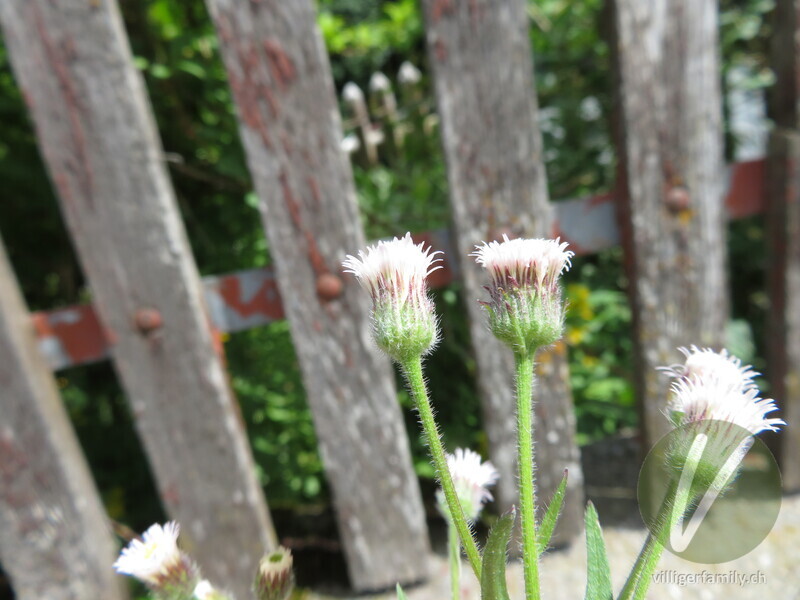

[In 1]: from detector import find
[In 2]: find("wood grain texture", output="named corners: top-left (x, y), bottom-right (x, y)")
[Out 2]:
top-left (767, 0), bottom-right (800, 491)
top-left (766, 132), bottom-right (800, 492)
top-left (610, 0), bottom-right (728, 447)
top-left (203, 0), bottom-right (431, 589)
top-left (419, 0), bottom-right (584, 546)
top-left (0, 2), bottom-right (276, 597)
top-left (0, 240), bottom-right (127, 600)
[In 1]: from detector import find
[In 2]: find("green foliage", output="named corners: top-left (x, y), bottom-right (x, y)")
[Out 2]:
top-left (480, 509), bottom-right (516, 600)
top-left (538, 470), bottom-right (569, 555)
top-left (583, 502), bottom-right (613, 600)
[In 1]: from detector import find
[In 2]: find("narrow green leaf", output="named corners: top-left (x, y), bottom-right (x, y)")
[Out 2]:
top-left (480, 508), bottom-right (516, 600)
top-left (584, 501), bottom-right (613, 600)
top-left (538, 468), bottom-right (569, 555)
top-left (396, 583), bottom-right (409, 600)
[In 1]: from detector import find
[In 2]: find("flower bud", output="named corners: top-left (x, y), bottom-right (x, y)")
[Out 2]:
top-left (343, 233), bottom-right (442, 363)
top-left (255, 547), bottom-right (294, 600)
top-left (113, 522), bottom-right (200, 598)
top-left (472, 236), bottom-right (573, 355)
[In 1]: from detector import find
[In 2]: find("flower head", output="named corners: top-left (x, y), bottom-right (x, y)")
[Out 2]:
top-left (472, 235), bottom-right (573, 354)
top-left (114, 522), bottom-right (199, 594)
top-left (660, 348), bottom-right (784, 491)
top-left (437, 448), bottom-right (499, 522)
top-left (343, 233), bottom-right (442, 362)
top-left (255, 547), bottom-right (294, 600)
top-left (667, 375), bottom-right (784, 436)
top-left (659, 346), bottom-right (759, 391)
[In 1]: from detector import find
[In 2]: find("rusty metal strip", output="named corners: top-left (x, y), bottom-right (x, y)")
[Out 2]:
top-left (31, 158), bottom-right (766, 371)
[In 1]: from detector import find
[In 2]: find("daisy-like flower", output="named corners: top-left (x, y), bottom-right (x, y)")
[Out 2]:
top-left (113, 522), bottom-right (199, 595)
top-left (666, 375), bottom-right (784, 436)
top-left (255, 547), bottom-right (294, 600)
top-left (472, 235), bottom-right (573, 354)
top-left (436, 448), bottom-right (499, 522)
top-left (343, 233), bottom-right (442, 362)
top-left (661, 348), bottom-right (784, 493)
top-left (659, 346), bottom-right (759, 391)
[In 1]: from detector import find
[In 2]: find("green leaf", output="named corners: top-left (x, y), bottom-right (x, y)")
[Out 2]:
top-left (538, 468), bottom-right (569, 555)
top-left (584, 501), bottom-right (612, 600)
top-left (396, 583), bottom-right (409, 600)
top-left (480, 507), bottom-right (516, 600)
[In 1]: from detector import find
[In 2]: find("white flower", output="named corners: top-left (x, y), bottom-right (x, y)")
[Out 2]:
top-left (343, 233), bottom-right (442, 361)
top-left (113, 522), bottom-right (183, 585)
top-left (343, 232), bottom-right (442, 302)
top-left (471, 235), bottom-right (573, 353)
top-left (194, 580), bottom-right (215, 599)
top-left (471, 235), bottom-right (573, 293)
top-left (667, 376), bottom-right (784, 435)
top-left (437, 448), bottom-right (499, 521)
top-left (659, 346), bottom-right (759, 391)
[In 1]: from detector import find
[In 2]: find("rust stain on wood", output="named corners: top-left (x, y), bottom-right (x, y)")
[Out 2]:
top-left (431, 0), bottom-right (455, 23)
top-left (279, 170), bottom-right (329, 280)
top-left (31, 2), bottom-right (93, 205)
top-left (434, 39), bottom-right (448, 62)
top-left (263, 39), bottom-right (296, 91)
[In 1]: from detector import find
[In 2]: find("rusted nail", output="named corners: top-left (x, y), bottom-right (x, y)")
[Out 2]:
top-left (134, 308), bottom-right (163, 334)
top-left (665, 186), bottom-right (691, 213)
top-left (316, 273), bottom-right (344, 301)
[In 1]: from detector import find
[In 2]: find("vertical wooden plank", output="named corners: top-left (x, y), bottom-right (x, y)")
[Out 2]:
top-left (610, 0), bottom-right (729, 447)
top-left (203, 0), bottom-right (431, 589)
top-left (0, 2), bottom-right (276, 597)
top-left (419, 0), bottom-right (584, 545)
top-left (0, 238), bottom-right (127, 600)
top-left (766, 0), bottom-right (800, 491)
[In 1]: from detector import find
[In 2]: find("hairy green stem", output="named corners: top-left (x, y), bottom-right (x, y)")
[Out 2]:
top-left (515, 351), bottom-right (541, 600)
top-left (448, 519), bottom-right (461, 600)
top-left (401, 356), bottom-right (482, 578)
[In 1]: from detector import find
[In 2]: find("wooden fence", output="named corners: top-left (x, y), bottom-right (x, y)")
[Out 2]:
top-left (0, 0), bottom-right (797, 598)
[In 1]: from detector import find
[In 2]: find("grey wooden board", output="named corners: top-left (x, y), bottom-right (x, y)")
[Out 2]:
top-left (0, 2), bottom-right (276, 597)
top-left (419, 0), bottom-right (584, 546)
top-left (0, 238), bottom-right (127, 600)
top-left (610, 0), bottom-right (728, 448)
top-left (203, 0), bottom-right (431, 589)
top-left (766, 0), bottom-right (800, 492)
top-left (766, 131), bottom-right (800, 492)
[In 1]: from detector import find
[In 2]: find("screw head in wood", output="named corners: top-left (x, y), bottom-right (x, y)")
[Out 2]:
top-left (665, 186), bottom-right (691, 213)
top-left (134, 308), bottom-right (163, 334)
top-left (316, 273), bottom-right (343, 301)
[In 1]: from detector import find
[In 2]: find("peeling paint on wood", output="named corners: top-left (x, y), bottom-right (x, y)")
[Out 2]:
top-left (203, 0), bottom-right (430, 589)
top-left (0, 240), bottom-right (127, 600)
top-left (610, 0), bottom-right (728, 448)
top-left (0, 1), bottom-right (277, 597)
top-left (420, 0), bottom-right (584, 546)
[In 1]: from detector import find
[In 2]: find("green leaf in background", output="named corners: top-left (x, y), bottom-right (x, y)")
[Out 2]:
top-left (480, 508), bottom-right (516, 600)
top-left (396, 583), bottom-right (409, 600)
top-left (584, 501), bottom-right (612, 600)
top-left (538, 469), bottom-right (569, 555)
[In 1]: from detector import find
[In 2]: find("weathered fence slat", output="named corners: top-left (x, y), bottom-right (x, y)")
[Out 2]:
top-left (203, 0), bottom-right (431, 589)
top-left (766, 0), bottom-right (800, 492)
top-left (0, 238), bottom-right (127, 600)
top-left (0, 2), bottom-right (276, 597)
top-left (610, 0), bottom-right (729, 448)
top-left (420, 0), bottom-right (584, 545)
